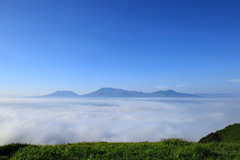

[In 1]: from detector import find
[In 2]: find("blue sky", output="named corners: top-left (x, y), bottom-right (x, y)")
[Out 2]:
top-left (0, 0), bottom-right (240, 95)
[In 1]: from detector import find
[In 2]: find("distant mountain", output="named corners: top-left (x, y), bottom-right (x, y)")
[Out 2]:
top-left (82, 88), bottom-right (198, 98)
top-left (82, 88), bottom-right (146, 97)
top-left (199, 123), bottom-right (240, 143)
top-left (150, 90), bottom-right (197, 97)
top-left (42, 91), bottom-right (80, 98)
top-left (40, 88), bottom-right (198, 98)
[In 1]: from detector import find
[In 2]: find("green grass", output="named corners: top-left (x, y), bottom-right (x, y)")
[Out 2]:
top-left (199, 123), bottom-right (240, 143)
top-left (0, 143), bottom-right (29, 160)
top-left (1, 139), bottom-right (240, 160)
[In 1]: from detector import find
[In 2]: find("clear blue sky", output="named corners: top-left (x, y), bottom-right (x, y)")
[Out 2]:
top-left (0, 0), bottom-right (240, 96)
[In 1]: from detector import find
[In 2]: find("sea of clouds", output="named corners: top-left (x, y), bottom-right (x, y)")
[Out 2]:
top-left (0, 97), bottom-right (240, 145)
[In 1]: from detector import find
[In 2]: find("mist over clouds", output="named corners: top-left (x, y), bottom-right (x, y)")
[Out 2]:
top-left (0, 97), bottom-right (240, 145)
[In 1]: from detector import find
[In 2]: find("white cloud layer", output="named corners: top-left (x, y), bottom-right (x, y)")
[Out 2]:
top-left (228, 79), bottom-right (240, 83)
top-left (0, 97), bottom-right (240, 145)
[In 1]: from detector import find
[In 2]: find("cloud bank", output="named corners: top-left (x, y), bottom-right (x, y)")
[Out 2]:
top-left (0, 97), bottom-right (240, 145)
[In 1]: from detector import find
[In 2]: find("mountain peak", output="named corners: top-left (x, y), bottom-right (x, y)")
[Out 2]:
top-left (166, 90), bottom-right (175, 92)
top-left (99, 87), bottom-right (118, 90)
top-left (42, 90), bottom-right (80, 98)
top-left (98, 87), bottom-right (124, 91)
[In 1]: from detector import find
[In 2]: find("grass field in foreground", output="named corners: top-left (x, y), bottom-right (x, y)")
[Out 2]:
top-left (1, 139), bottom-right (240, 160)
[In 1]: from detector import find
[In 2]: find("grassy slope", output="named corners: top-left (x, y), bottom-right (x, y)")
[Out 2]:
top-left (199, 123), bottom-right (240, 143)
top-left (0, 139), bottom-right (239, 160)
top-left (217, 123), bottom-right (240, 143)
top-left (1, 124), bottom-right (240, 160)
top-left (0, 143), bottom-right (29, 160)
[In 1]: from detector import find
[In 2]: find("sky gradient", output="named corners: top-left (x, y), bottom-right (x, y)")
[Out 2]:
top-left (0, 0), bottom-right (240, 96)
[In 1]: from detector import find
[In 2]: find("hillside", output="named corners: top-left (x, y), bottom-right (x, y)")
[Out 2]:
top-left (199, 123), bottom-right (240, 143)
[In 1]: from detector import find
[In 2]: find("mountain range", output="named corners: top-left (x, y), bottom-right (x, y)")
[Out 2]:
top-left (41, 87), bottom-right (198, 98)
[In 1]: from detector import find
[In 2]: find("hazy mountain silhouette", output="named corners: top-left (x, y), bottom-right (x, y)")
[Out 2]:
top-left (41, 88), bottom-right (198, 98)
top-left (42, 91), bottom-right (80, 98)
top-left (150, 90), bottom-right (197, 97)
top-left (82, 88), bottom-right (198, 98)
top-left (82, 88), bottom-right (146, 97)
